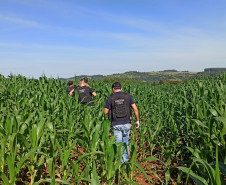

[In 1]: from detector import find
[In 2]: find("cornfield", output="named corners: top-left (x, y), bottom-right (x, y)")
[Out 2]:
top-left (0, 73), bottom-right (225, 184)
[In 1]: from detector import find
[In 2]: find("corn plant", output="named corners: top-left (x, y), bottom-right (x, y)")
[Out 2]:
top-left (0, 73), bottom-right (226, 184)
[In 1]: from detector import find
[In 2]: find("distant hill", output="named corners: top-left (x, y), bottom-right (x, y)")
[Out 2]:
top-left (60, 69), bottom-right (226, 84)
top-left (105, 71), bottom-right (197, 83)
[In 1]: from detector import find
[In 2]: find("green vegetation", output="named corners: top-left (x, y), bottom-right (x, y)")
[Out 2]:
top-left (204, 68), bottom-right (226, 72)
top-left (0, 73), bottom-right (226, 184)
top-left (61, 70), bottom-right (226, 84)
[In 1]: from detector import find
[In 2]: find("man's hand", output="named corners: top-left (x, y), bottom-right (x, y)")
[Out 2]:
top-left (69, 89), bottom-right (74, 96)
top-left (104, 108), bottom-right (109, 115)
top-left (131, 104), bottom-right (139, 126)
top-left (135, 121), bottom-right (140, 128)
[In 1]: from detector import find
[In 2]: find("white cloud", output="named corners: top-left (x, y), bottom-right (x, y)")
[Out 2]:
top-left (0, 14), bottom-right (46, 28)
top-left (0, 3), bottom-right (225, 78)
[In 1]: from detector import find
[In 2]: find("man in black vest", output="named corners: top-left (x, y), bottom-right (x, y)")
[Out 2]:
top-left (77, 79), bottom-right (96, 106)
top-left (66, 78), bottom-right (91, 97)
top-left (66, 81), bottom-right (77, 96)
top-left (104, 82), bottom-right (139, 163)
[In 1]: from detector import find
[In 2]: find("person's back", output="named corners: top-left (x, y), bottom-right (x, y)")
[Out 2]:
top-left (77, 80), bottom-right (96, 106)
top-left (108, 91), bottom-right (132, 125)
top-left (78, 86), bottom-right (92, 105)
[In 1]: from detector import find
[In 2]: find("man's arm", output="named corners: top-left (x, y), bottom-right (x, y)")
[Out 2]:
top-left (89, 87), bottom-right (96, 97)
top-left (131, 103), bottom-right (139, 121)
top-left (69, 89), bottom-right (75, 96)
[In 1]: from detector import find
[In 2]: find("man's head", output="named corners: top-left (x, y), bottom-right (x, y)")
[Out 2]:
top-left (83, 77), bottom-right (88, 83)
top-left (79, 79), bottom-right (85, 87)
top-left (112, 82), bottom-right (122, 93)
top-left (68, 81), bottom-right (73, 86)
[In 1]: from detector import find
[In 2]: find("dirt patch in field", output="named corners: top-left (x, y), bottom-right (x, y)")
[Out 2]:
top-left (134, 160), bottom-right (179, 185)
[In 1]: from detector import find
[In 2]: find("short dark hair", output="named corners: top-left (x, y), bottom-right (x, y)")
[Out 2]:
top-left (83, 77), bottom-right (88, 83)
top-left (67, 81), bottom-right (73, 86)
top-left (112, 82), bottom-right (121, 89)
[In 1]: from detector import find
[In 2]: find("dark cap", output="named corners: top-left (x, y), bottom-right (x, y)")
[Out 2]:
top-left (83, 77), bottom-right (88, 83)
top-left (67, 81), bottom-right (73, 86)
top-left (112, 82), bottom-right (121, 89)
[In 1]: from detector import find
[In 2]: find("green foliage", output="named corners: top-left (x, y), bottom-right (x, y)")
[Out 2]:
top-left (0, 73), bottom-right (226, 184)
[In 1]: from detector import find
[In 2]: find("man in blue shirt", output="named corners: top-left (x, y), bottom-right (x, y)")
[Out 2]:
top-left (104, 82), bottom-right (139, 163)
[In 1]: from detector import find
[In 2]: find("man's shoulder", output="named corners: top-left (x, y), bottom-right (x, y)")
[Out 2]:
top-left (107, 93), bottom-right (114, 98)
top-left (108, 92), bottom-right (132, 101)
top-left (66, 86), bottom-right (73, 92)
top-left (84, 86), bottom-right (93, 92)
top-left (79, 86), bottom-right (92, 94)
top-left (114, 92), bottom-right (134, 104)
top-left (82, 86), bottom-right (91, 90)
top-left (112, 92), bottom-right (131, 97)
top-left (79, 86), bottom-right (87, 89)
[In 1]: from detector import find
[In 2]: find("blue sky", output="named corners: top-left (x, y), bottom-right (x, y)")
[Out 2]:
top-left (0, 0), bottom-right (225, 78)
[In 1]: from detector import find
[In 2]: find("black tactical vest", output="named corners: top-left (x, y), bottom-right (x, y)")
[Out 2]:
top-left (110, 92), bottom-right (131, 122)
top-left (78, 87), bottom-right (91, 104)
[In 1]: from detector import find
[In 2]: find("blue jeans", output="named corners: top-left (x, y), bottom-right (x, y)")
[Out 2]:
top-left (112, 124), bottom-right (131, 163)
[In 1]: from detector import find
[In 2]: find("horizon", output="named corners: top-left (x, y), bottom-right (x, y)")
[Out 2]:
top-left (0, 0), bottom-right (226, 78)
top-left (2, 68), bottom-right (224, 80)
